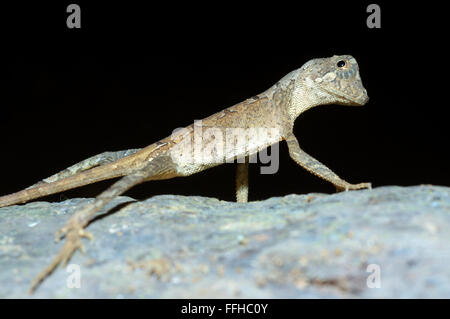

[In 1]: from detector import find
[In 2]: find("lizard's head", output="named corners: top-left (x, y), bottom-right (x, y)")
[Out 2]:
top-left (301, 55), bottom-right (369, 106)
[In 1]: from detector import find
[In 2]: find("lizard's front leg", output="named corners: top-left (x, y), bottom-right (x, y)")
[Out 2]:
top-left (29, 154), bottom-right (175, 293)
top-left (285, 133), bottom-right (371, 191)
top-left (236, 156), bottom-right (249, 203)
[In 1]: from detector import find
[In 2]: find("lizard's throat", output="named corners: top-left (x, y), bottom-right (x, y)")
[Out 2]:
top-left (288, 82), bottom-right (325, 122)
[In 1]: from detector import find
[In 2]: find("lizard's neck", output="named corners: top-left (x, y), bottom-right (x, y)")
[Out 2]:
top-left (287, 76), bottom-right (328, 124)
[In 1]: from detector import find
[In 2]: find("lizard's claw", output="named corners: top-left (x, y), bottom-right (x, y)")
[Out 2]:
top-left (30, 223), bottom-right (93, 294)
top-left (336, 182), bottom-right (372, 192)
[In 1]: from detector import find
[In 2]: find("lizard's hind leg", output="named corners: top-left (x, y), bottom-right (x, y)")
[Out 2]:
top-left (29, 153), bottom-right (177, 293)
top-left (27, 149), bottom-right (141, 189)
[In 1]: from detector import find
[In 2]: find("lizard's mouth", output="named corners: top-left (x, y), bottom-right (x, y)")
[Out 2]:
top-left (323, 88), bottom-right (369, 106)
top-left (342, 93), bottom-right (369, 106)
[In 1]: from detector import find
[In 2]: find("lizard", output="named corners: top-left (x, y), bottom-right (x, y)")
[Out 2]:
top-left (0, 55), bottom-right (371, 292)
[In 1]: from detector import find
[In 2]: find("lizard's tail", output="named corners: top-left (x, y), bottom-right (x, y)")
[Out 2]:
top-left (0, 163), bottom-right (133, 209)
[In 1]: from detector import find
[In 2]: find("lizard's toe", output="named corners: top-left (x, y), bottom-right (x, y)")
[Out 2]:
top-left (355, 182), bottom-right (372, 190)
top-left (348, 182), bottom-right (372, 190)
top-left (78, 229), bottom-right (94, 241)
top-left (336, 182), bottom-right (372, 192)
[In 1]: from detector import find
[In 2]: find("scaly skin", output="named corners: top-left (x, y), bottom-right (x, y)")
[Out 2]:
top-left (0, 55), bottom-right (371, 292)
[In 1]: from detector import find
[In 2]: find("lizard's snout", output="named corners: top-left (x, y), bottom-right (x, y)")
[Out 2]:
top-left (357, 91), bottom-right (369, 105)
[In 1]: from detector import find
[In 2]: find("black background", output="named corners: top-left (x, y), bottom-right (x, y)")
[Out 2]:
top-left (1, 1), bottom-right (448, 202)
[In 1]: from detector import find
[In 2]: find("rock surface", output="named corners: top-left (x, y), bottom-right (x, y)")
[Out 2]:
top-left (1, 185), bottom-right (449, 298)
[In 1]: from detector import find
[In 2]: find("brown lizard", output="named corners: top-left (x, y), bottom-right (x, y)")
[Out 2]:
top-left (0, 55), bottom-right (371, 292)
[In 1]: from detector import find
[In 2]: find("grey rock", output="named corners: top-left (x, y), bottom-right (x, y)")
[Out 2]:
top-left (1, 185), bottom-right (450, 298)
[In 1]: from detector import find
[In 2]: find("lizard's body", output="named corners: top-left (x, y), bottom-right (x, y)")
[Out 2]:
top-left (0, 55), bottom-right (371, 292)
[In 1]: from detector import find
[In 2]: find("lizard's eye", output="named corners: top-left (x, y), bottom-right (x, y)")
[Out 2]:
top-left (337, 60), bottom-right (346, 68)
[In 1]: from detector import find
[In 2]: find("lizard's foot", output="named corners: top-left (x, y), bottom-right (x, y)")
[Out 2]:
top-left (335, 182), bottom-right (372, 192)
top-left (54, 221), bottom-right (94, 242)
top-left (29, 221), bottom-right (93, 294)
